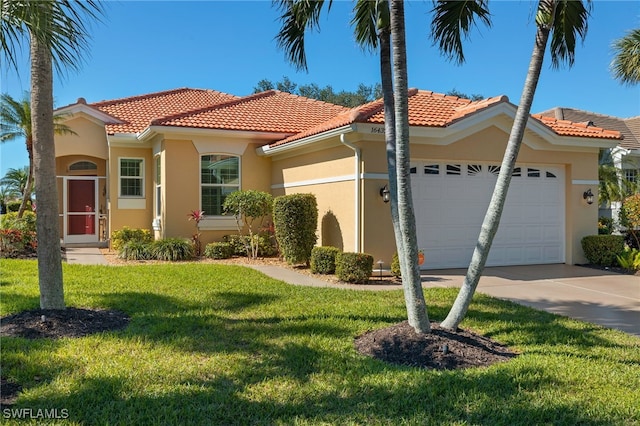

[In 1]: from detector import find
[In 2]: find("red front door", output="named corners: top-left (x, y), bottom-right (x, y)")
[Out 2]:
top-left (67, 180), bottom-right (96, 236)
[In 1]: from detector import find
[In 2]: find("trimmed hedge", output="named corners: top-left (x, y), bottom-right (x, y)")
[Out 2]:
top-left (335, 252), bottom-right (373, 283)
top-left (310, 246), bottom-right (340, 274)
top-left (273, 193), bottom-right (318, 265)
top-left (581, 235), bottom-right (625, 267)
top-left (204, 242), bottom-right (234, 259)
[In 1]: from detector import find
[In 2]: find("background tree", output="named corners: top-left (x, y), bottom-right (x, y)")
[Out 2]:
top-left (441, 0), bottom-right (591, 330)
top-left (0, 92), bottom-right (76, 218)
top-left (1, 0), bottom-right (104, 310)
top-left (611, 28), bottom-right (640, 85)
top-left (253, 76), bottom-right (382, 107)
top-left (0, 166), bottom-right (30, 207)
top-left (445, 89), bottom-right (483, 100)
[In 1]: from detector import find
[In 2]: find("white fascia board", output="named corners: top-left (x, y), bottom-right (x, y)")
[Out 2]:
top-left (55, 103), bottom-right (122, 125)
top-left (107, 133), bottom-right (149, 148)
top-left (257, 125), bottom-right (356, 157)
top-left (139, 125), bottom-right (291, 143)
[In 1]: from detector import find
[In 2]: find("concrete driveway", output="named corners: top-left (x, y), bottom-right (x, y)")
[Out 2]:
top-left (422, 264), bottom-right (640, 336)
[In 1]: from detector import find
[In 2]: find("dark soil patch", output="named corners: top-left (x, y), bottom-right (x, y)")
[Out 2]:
top-left (0, 307), bottom-right (130, 406)
top-left (0, 307), bottom-right (130, 339)
top-left (355, 321), bottom-right (517, 370)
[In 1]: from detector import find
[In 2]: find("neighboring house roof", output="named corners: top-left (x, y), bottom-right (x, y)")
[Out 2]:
top-left (536, 107), bottom-right (640, 150)
top-left (90, 88), bottom-right (240, 135)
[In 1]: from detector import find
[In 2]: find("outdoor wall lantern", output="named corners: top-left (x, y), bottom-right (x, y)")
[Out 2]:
top-left (380, 185), bottom-right (390, 203)
top-left (583, 188), bottom-right (594, 205)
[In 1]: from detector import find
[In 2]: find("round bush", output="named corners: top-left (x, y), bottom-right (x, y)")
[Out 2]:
top-left (335, 252), bottom-right (373, 283)
top-left (111, 227), bottom-right (153, 252)
top-left (581, 235), bottom-right (625, 267)
top-left (310, 246), bottom-right (340, 274)
top-left (204, 242), bottom-right (234, 259)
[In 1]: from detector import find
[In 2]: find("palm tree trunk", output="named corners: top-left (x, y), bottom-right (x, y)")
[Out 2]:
top-left (390, 0), bottom-right (430, 333)
top-left (17, 138), bottom-right (33, 218)
top-left (379, 25), bottom-right (406, 267)
top-left (31, 29), bottom-right (65, 310)
top-left (441, 21), bottom-right (551, 331)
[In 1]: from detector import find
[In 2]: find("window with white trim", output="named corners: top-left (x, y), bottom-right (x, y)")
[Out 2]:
top-left (154, 156), bottom-right (161, 217)
top-left (625, 169), bottom-right (638, 183)
top-left (201, 154), bottom-right (239, 216)
top-left (119, 158), bottom-right (144, 197)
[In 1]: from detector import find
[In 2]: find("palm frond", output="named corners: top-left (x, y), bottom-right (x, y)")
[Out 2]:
top-left (546, 0), bottom-right (591, 68)
top-left (611, 28), bottom-right (640, 85)
top-left (430, 0), bottom-right (492, 65)
top-left (274, 0), bottom-right (329, 71)
top-left (352, 0), bottom-right (385, 50)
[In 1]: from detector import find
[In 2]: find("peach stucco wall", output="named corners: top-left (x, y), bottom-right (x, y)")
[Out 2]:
top-left (55, 115), bottom-right (108, 159)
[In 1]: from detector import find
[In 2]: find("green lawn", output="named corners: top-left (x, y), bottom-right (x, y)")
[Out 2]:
top-left (1, 259), bottom-right (639, 425)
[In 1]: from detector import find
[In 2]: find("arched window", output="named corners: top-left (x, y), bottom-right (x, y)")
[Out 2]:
top-left (69, 161), bottom-right (97, 171)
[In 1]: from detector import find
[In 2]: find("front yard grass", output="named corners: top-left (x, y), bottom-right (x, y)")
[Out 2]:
top-left (1, 259), bottom-right (639, 425)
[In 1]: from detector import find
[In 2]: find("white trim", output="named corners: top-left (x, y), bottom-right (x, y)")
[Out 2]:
top-left (55, 103), bottom-right (122, 125)
top-left (61, 177), bottom-right (100, 244)
top-left (271, 174), bottom-right (355, 189)
top-left (118, 198), bottom-right (146, 209)
top-left (258, 125), bottom-right (355, 156)
top-left (192, 139), bottom-right (248, 156)
top-left (572, 179), bottom-right (599, 185)
top-left (200, 153), bottom-right (241, 215)
top-left (199, 217), bottom-right (238, 231)
top-left (140, 125), bottom-right (291, 143)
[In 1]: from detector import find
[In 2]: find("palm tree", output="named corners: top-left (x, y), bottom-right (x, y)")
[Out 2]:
top-left (0, 92), bottom-right (76, 218)
top-left (440, 0), bottom-right (591, 331)
top-left (611, 28), bottom-right (640, 85)
top-left (1, 0), bottom-right (104, 310)
top-left (0, 166), bottom-right (30, 205)
top-left (274, 0), bottom-right (490, 333)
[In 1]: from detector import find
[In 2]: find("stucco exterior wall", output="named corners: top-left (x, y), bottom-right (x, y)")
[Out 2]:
top-left (160, 136), bottom-right (272, 247)
top-left (55, 115), bottom-right (108, 159)
top-left (108, 146), bottom-right (154, 234)
top-left (270, 141), bottom-right (357, 252)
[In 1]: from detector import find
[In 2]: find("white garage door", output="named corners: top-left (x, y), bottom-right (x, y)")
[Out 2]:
top-left (411, 162), bottom-right (565, 269)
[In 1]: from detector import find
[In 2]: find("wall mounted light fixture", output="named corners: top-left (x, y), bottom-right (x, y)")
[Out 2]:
top-left (583, 188), bottom-right (594, 205)
top-left (379, 185), bottom-right (390, 203)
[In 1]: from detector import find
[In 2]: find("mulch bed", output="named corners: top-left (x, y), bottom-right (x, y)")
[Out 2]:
top-left (355, 321), bottom-right (517, 370)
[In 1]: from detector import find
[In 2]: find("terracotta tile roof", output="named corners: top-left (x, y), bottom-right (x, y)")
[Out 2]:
top-left (536, 107), bottom-right (634, 148)
top-left (153, 90), bottom-right (349, 134)
top-left (271, 89), bottom-right (509, 146)
top-left (90, 88), bottom-right (240, 134)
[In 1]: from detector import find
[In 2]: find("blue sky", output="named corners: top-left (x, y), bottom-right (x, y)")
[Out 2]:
top-left (1, 0), bottom-right (638, 176)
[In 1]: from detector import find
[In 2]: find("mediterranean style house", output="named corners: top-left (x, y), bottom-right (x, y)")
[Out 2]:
top-left (54, 87), bottom-right (621, 269)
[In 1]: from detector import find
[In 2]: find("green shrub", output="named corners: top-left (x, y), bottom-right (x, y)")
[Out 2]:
top-left (598, 216), bottom-right (614, 235)
top-left (273, 193), bottom-right (318, 265)
top-left (581, 235), bottom-right (625, 267)
top-left (391, 252), bottom-right (401, 277)
top-left (310, 246), bottom-right (340, 274)
top-left (620, 194), bottom-right (640, 248)
top-left (111, 227), bottom-right (153, 251)
top-left (6, 201), bottom-right (21, 212)
top-left (204, 242), bottom-right (234, 259)
top-left (151, 238), bottom-right (193, 261)
top-left (617, 248), bottom-right (640, 272)
top-left (223, 234), bottom-right (248, 256)
top-left (335, 252), bottom-right (373, 283)
top-left (0, 229), bottom-right (37, 256)
top-left (0, 211), bottom-right (36, 233)
top-left (118, 241), bottom-right (152, 261)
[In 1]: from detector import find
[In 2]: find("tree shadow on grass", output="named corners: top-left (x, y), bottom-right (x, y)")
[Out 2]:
top-left (14, 357), bottom-right (628, 425)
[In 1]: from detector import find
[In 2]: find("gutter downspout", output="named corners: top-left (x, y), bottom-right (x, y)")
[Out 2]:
top-left (340, 133), bottom-right (361, 253)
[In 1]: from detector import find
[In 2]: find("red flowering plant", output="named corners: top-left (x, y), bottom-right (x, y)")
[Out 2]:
top-left (187, 210), bottom-right (205, 256)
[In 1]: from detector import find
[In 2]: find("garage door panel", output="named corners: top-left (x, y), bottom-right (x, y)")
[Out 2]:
top-left (413, 161), bottom-right (565, 269)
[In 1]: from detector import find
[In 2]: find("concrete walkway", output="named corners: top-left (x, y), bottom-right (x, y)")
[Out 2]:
top-left (65, 249), bottom-right (639, 336)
